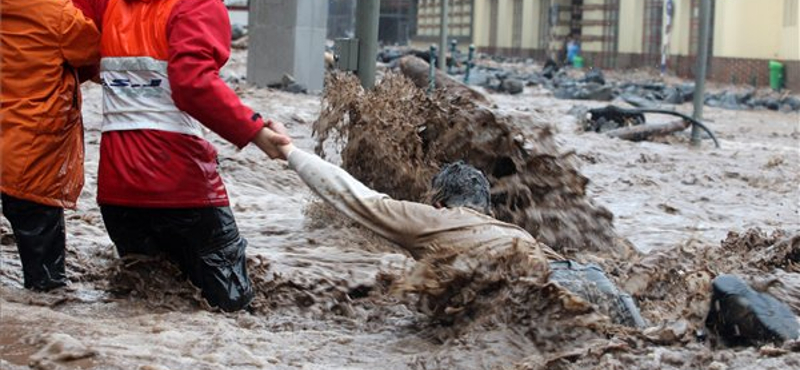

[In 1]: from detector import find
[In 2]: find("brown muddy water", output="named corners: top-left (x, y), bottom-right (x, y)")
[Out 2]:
top-left (2, 50), bottom-right (799, 369)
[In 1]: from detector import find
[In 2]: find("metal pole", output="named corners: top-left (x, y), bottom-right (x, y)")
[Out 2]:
top-left (438, 0), bottom-right (448, 70)
top-left (449, 39), bottom-right (457, 74)
top-left (691, 0), bottom-right (711, 146)
top-left (464, 44), bottom-right (475, 84)
top-left (355, 0), bottom-right (380, 89)
top-left (429, 45), bottom-right (437, 95)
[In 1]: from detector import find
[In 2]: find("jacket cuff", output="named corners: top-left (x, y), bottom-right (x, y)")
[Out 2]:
top-left (235, 114), bottom-right (266, 149)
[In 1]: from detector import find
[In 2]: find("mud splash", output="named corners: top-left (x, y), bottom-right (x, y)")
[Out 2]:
top-left (314, 72), bottom-right (634, 259)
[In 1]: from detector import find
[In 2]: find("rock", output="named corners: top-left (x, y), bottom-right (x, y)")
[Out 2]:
top-left (781, 96), bottom-right (800, 111)
top-left (679, 83), bottom-right (696, 101)
top-left (643, 319), bottom-right (691, 344)
top-left (763, 98), bottom-right (781, 111)
top-left (705, 274), bottom-right (800, 347)
top-left (580, 69), bottom-right (606, 85)
top-left (549, 260), bottom-right (646, 327)
top-left (266, 74), bottom-right (308, 94)
top-left (621, 93), bottom-right (658, 109)
top-left (719, 91), bottom-right (745, 110)
top-left (663, 87), bottom-right (684, 104)
top-left (231, 24), bottom-right (247, 41)
top-left (541, 58), bottom-right (559, 79)
top-left (500, 78), bottom-right (524, 95)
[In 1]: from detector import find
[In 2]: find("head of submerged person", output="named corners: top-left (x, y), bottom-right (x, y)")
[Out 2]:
top-left (430, 161), bottom-right (491, 215)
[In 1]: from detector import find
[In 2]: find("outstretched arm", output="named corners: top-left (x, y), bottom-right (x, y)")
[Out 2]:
top-left (281, 144), bottom-right (446, 249)
top-left (166, 0), bottom-right (289, 156)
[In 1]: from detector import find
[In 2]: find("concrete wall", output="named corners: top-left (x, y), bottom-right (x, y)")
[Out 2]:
top-left (618, 0), bottom-right (644, 54)
top-left (714, 0), bottom-right (780, 59)
top-left (247, 0), bottom-right (327, 91)
top-left (522, 0), bottom-right (542, 50)
top-left (714, 0), bottom-right (798, 60)
top-left (666, 0), bottom-right (692, 56)
top-left (780, 0), bottom-right (800, 60)
top-left (472, 0), bottom-right (490, 47)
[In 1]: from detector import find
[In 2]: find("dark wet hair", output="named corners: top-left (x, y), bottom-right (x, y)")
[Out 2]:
top-left (430, 161), bottom-right (491, 214)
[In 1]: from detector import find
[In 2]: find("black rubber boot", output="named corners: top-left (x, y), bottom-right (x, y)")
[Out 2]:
top-left (192, 236), bottom-right (254, 312)
top-left (102, 205), bottom-right (254, 312)
top-left (705, 274), bottom-right (800, 347)
top-left (549, 260), bottom-right (646, 327)
top-left (1, 194), bottom-right (68, 291)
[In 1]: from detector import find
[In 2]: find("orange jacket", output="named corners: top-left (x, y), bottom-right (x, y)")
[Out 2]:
top-left (1, 0), bottom-right (101, 208)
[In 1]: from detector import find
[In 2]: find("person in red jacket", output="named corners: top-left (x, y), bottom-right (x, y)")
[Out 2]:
top-left (97, 0), bottom-right (290, 311)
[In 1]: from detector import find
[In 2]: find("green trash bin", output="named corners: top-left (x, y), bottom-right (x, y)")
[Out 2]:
top-left (769, 60), bottom-right (784, 91)
top-left (573, 56), bottom-right (584, 68)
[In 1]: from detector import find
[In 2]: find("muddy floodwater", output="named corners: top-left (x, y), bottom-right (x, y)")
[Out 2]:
top-left (2, 51), bottom-right (799, 370)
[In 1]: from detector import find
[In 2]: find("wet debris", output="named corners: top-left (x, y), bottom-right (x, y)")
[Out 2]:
top-left (29, 333), bottom-right (97, 369)
top-left (375, 46), bottom-right (799, 112)
top-left (267, 74), bottom-right (307, 94)
top-left (314, 71), bottom-right (632, 259)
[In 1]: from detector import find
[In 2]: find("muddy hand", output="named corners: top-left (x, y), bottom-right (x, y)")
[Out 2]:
top-left (252, 120), bottom-right (292, 160)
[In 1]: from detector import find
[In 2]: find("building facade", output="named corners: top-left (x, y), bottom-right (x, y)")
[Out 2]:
top-left (411, 0), bottom-right (800, 90)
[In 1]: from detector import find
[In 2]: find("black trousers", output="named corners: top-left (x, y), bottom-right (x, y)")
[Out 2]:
top-left (100, 205), bottom-right (254, 312)
top-left (1, 193), bottom-right (68, 291)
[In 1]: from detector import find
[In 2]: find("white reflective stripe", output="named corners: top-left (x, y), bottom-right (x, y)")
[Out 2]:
top-left (103, 111), bottom-right (203, 137)
top-left (101, 56), bottom-right (168, 73)
top-left (101, 57), bottom-right (203, 137)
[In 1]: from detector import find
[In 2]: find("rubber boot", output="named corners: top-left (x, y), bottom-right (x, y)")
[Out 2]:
top-left (1, 194), bottom-right (67, 291)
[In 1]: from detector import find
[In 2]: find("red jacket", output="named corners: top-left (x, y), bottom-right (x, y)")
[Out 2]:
top-left (96, 0), bottom-right (263, 208)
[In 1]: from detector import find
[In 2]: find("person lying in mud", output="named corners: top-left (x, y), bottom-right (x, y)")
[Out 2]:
top-left (273, 142), bottom-right (800, 346)
top-left (273, 141), bottom-right (646, 327)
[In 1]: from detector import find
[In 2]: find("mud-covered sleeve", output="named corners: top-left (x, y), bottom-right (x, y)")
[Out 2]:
top-left (287, 149), bottom-right (447, 248)
top-left (166, 0), bottom-right (264, 149)
top-left (59, 0), bottom-right (101, 67)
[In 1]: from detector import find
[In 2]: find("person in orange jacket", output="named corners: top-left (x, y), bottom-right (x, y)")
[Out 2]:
top-left (0, 0), bottom-right (101, 291)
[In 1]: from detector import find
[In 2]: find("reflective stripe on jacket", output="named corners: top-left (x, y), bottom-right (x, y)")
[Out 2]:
top-left (101, 56), bottom-right (204, 137)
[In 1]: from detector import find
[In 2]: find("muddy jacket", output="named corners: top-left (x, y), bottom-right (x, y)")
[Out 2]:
top-left (0, 0), bottom-right (101, 208)
top-left (97, 0), bottom-right (264, 208)
top-left (287, 149), bottom-right (564, 274)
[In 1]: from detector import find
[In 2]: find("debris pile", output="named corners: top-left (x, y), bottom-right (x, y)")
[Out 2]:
top-left (373, 46), bottom-right (800, 112)
top-left (314, 70), bottom-right (635, 259)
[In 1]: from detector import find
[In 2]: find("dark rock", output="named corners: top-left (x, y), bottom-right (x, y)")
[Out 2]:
top-left (549, 260), bottom-right (646, 327)
top-left (706, 274), bottom-right (800, 347)
top-left (541, 58), bottom-right (560, 79)
top-left (679, 83), bottom-right (696, 101)
top-left (231, 24), bottom-right (247, 41)
top-left (781, 96), bottom-right (800, 111)
top-left (500, 78), bottom-right (524, 95)
top-left (719, 91), bottom-right (745, 110)
top-left (267, 74), bottom-right (308, 94)
top-left (580, 69), bottom-right (606, 85)
top-left (763, 98), bottom-right (781, 111)
top-left (621, 93), bottom-right (658, 109)
top-left (663, 87), bottom-right (684, 104)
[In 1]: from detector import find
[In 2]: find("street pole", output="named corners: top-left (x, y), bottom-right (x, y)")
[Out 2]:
top-left (691, 0), bottom-right (711, 146)
top-left (438, 0), bottom-right (448, 70)
top-left (355, 0), bottom-right (380, 89)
